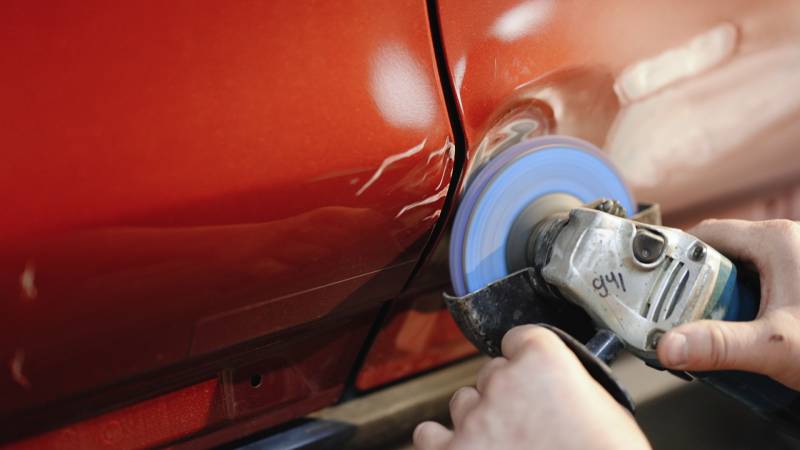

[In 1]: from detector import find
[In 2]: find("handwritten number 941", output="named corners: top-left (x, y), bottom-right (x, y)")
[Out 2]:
top-left (592, 272), bottom-right (626, 298)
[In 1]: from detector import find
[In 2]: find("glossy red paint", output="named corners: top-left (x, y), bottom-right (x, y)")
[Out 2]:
top-left (356, 291), bottom-right (475, 391)
top-left (356, 239), bottom-right (476, 391)
top-left (437, 0), bottom-right (800, 218)
top-left (0, 0), bottom-right (453, 442)
top-left (4, 379), bottom-right (225, 450)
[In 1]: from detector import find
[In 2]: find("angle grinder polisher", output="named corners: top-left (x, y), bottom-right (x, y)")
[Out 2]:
top-left (445, 135), bottom-right (799, 428)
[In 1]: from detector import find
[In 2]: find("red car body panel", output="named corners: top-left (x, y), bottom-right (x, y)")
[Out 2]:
top-left (355, 241), bottom-right (475, 391)
top-left (0, 0), bottom-right (455, 443)
top-left (356, 294), bottom-right (474, 391)
top-left (10, 379), bottom-right (225, 450)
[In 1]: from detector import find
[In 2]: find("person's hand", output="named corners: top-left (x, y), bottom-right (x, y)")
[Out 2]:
top-left (657, 219), bottom-right (800, 390)
top-left (413, 325), bottom-right (650, 450)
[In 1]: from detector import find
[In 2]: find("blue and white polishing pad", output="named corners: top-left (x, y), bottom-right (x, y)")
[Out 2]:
top-left (449, 135), bottom-right (635, 296)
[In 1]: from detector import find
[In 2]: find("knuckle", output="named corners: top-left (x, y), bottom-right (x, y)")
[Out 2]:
top-left (764, 220), bottom-right (800, 241)
top-left (476, 357), bottom-right (504, 387)
top-left (449, 387), bottom-right (472, 409)
top-left (502, 325), bottom-right (536, 349)
top-left (511, 330), bottom-right (577, 374)
top-left (501, 327), bottom-right (574, 372)
top-left (706, 324), bottom-right (731, 368)
top-left (691, 218), bottom-right (724, 238)
top-left (517, 327), bottom-right (562, 355)
top-left (461, 410), bottom-right (486, 433)
top-left (482, 367), bottom-right (513, 398)
top-left (696, 218), bottom-right (719, 229)
top-left (761, 220), bottom-right (800, 264)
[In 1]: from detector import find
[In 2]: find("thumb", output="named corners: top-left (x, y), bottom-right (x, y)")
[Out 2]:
top-left (657, 320), bottom-right (774, 374)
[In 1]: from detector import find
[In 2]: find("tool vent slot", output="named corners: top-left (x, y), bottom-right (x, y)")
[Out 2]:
top-left (641, 258), bottom-right (689, 321)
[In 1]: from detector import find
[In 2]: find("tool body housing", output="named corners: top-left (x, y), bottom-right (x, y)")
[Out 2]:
top-left (540, 207), bottom-right (755, 361)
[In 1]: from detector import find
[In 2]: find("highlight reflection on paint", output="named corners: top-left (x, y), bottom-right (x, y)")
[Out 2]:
top-left (453, 56), bottom-right (467, 101)
top-left (490, 0), bottom-right (554, 42)
top-left (370, 43), bottom-right (436, 129)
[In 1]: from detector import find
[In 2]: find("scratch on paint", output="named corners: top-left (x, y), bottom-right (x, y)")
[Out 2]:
top-left (422, 137), bottom-right (455, 190)
top-left (356, 139), bottom-right (427, 196)
top-left (436, 164), bottom-right (449, 191)
top-left (396, 186), bottom-right (448, 218)
top-left (423, 210), bottom-right (442, 222)
top-left (20, 260), bottom-right (37, 300)
top-left (436, 139), bottom-right (455, 190)
top-left (10, 349), bottom-right (31, 389)
top-left (426, 137), bottom-right (452, 164)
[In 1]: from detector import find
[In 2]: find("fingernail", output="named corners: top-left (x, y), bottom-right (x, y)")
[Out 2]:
top-left (661, 332), bottom-right (688, 367)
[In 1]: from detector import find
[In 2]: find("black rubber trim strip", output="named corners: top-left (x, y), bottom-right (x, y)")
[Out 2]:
top-left (340, 0), bottom-right (469, 400)
top-left (405, 0), bottom-right (468, 286)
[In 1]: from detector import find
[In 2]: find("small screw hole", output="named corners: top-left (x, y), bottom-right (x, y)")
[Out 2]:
top-left (250, 374), bottom-right (262, 388)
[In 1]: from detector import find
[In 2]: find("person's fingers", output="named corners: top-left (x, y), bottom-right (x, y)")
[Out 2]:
top-left (689, 219), bottom-right (763, 264)
top-left (691, 219), bottom-right (800, 271)
top-left (413, 421), bottom-right (452, 450)
top-left (657, 319), bottom-right (779, 374)
top-left (691, 219), bottom-right (800, 310)
top-left (500, 324), bottom-right (565, 360)
top-left (449, 386), bottom-right (480, 430)
top-left (475, 357), bottom-right (507, 393)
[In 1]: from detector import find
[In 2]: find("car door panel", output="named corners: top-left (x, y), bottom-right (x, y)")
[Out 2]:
top-left (0, 0), bottom-right (454, 443)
